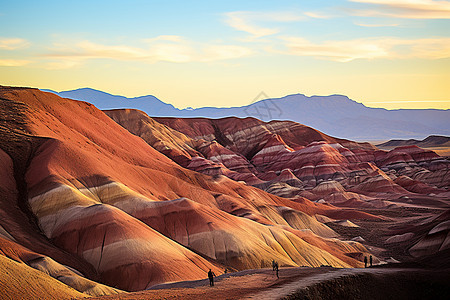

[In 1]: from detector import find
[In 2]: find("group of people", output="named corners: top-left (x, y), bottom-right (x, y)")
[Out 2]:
top-left (364, 255), bottom-right (373, 268)
top-left (208, 255), bottom-right (374, 287)
top-left (207, 260), bottom-right (281, 287)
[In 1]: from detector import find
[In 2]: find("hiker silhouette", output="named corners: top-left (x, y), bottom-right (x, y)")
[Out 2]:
top-left (364, 256), bottom-right (368, 268)
top-left (275, 262), bottom-right (279, 279)
top-left (272, 260), bottom-right (276, 271)
top-left (208, 269), bottom-right (216, 286)
top-left (370, 255), bottom-right (373, 267)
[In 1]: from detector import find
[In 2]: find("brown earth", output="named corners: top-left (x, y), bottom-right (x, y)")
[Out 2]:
top-left (86, 266), bottom-right (450, 300)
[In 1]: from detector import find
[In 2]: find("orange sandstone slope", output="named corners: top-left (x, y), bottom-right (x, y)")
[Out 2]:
top-left (109, 109), bottom-right (450, 261)
top-left (108, 111), bottom-right (446, 209)
top-left (0, 87), bottom-right (372, 293)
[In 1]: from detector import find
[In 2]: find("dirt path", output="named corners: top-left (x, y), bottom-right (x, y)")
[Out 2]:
top-left (243, 267), bottom-right (402, 299)
top-left (90, 266), bottom-right (442, 300)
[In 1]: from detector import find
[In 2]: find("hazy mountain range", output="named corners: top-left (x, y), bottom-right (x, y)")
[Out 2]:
top-left (377, 135), bottom-right (450, 148)
top-left (43, 88), bottom-right (450, 141)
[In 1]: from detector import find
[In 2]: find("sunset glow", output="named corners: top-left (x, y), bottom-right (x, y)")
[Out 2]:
top-left (0, 0), bottom-right (449, 109)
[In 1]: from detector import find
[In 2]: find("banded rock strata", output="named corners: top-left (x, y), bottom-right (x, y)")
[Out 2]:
top-left (0, 87), bottom-right (375, 294)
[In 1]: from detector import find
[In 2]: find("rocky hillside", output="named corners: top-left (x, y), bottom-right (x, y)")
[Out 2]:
top-left (1, 86), bottom-right (448, 298)
top-left (0, 87), bottom-right (377, 295)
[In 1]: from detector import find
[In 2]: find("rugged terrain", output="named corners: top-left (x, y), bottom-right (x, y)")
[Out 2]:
top-left (45, 88), bottom-right (450, 140)
top-left (0, 86), bottom-right (449, 299)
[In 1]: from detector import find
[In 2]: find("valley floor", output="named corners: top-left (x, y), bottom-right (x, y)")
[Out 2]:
top-left (88, 266), bottom-right (450, 300)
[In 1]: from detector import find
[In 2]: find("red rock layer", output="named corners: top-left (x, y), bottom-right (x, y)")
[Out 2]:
top-left (0, 87), bottom-right (375, 293)
top-left (152, 115), bottom-right (449, 204)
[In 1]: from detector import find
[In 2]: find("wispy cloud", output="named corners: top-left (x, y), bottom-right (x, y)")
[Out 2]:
top-left (44, 60), bottom-right (82, 70)
top-left (348, 0), bottom-right (450, 19)
top-left (224, 11), bottom-right (304, 38)
top-left (201, 45), bottom-right (252, 61)
top-left (304, 12), bottom-right (330, 19)
top-left (143, 35), bottom-right (185, 43)
top-left (42, 36), bottom-right (252, 68)
top-left (0, 38), bottom-right (29, 50)
top-left (400, 37), bottom-right (450, 59)
top-left (0, 59), bottom-right (31, 66)
top-left (281, 37), bottom-right (389, 62)
top-left (279, 36), bottom-right (450, 61)
top-left (354, 22), bottom-right (400, 27)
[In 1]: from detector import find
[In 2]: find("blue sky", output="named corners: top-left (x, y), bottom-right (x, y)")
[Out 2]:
top-left (1, 0), bottom-right (449, 109)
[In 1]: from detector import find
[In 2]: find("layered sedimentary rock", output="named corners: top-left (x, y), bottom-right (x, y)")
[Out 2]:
top-left (149, 115), bottom-right (449, 207)
top-left (0, 254), bottom-right (85, 300)
top-left (0, 87), bottom-right (377, 294)
top-left (1, 86), bottom-right (448, 298)
top-left (0, 235), bottom-right (120, 296)
top-left (106, 109), bottom-right (450, 268)
top-left (409, 212), bottom-right (450, 258)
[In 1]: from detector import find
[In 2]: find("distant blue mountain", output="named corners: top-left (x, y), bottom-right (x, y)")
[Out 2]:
top-left (42, 88), bottom-right (179, 116)
top-left (42, 88), bottom-right (450, 141)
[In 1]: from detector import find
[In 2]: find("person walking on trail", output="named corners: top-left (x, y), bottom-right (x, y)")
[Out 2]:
top-left (370, 255), bottom-right (373, 267)
top-left (272, 260), bottom-right (276, 271)
top-left (364, 256), bottom-right (368, 268)
top-left (208, 269), bottom-right (216, 286)
top-left (275, 262), bottom-right (279, 279)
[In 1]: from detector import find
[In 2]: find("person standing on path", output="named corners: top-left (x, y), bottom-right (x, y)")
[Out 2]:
top-left (364, 256), bottom-right (368, 268)
top-left (208, 269), bottom-right (216, 286)
top-left (370, 255), bottom-right (373, 267)
top-left (275, 262), bottom-right (279, 279)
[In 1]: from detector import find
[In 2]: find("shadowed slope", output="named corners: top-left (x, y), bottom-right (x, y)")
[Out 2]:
top-left (0, 86), bottom-right (374, 294)
top-left (0, 254), bottom-right (85, 300)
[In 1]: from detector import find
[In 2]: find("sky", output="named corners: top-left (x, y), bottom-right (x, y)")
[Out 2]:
top-left (0, 0), bottom-right (449, 109)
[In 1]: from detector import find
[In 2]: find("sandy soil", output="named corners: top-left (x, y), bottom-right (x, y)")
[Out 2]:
top-left (89, 267), bottom-right (326, 300)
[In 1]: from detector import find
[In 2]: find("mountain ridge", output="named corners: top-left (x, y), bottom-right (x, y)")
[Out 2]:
top-left (42, 88), bottom-right (450, 141)
top-left (377, 135), bottom-right (450, 148)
